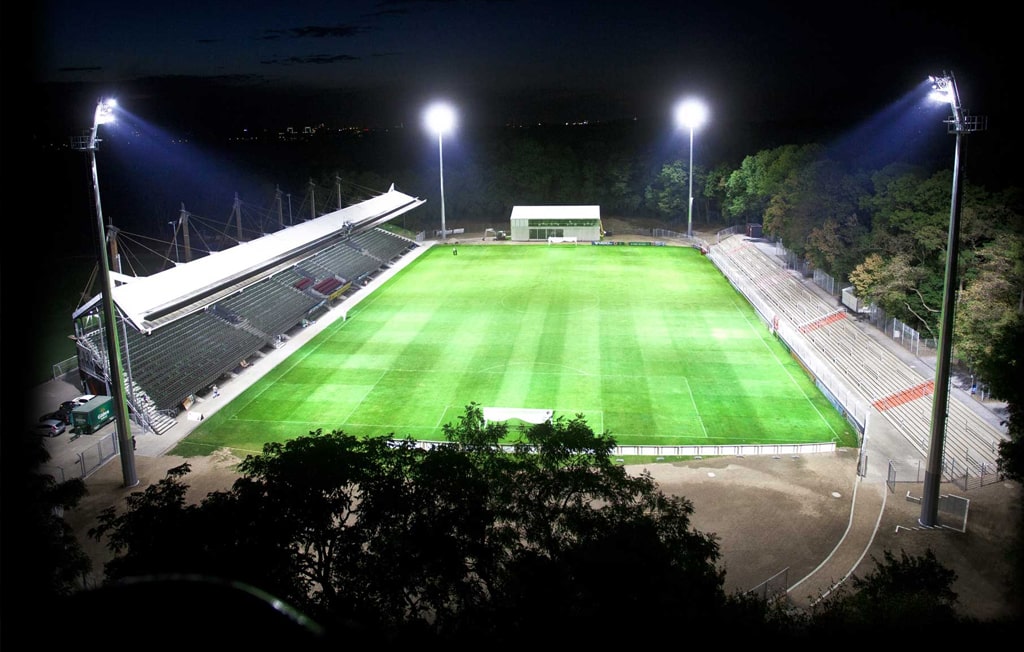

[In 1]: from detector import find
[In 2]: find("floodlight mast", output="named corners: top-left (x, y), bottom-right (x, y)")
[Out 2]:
top-left (920, 72), bottom-right (985, 527)
top-left (82, 98), bottom-right (139, 488)
top-left (675, 98), bottom-right (709, 238)
top-left (425, 103), bottom-right (455, 241)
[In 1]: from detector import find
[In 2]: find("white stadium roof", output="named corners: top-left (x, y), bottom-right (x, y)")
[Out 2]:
top-left (75, 185), bottom-right (425, 331)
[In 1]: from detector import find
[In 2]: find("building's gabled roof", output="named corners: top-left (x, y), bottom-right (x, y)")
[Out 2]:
top-left (74, 185), bottom-right (425, 331)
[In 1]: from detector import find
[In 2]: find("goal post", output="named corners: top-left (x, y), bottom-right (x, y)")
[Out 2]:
top-left (483, 407), bottom-right (554, 425)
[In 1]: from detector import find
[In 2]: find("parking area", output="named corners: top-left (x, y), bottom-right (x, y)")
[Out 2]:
top-left (30, 378), bottom-right (128, 482)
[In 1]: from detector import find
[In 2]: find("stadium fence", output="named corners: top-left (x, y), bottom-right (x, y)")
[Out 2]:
top-left (41, 431), bottom-right (118, 482)
top-left (388, 440), bottom-right (836, 459)
top-left (886, 457), bottom-right (1005, 492)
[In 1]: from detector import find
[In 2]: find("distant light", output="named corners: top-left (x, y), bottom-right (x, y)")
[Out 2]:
top-left (675, 98), bottom-right (708, 131)
top-left (424, 103), bottom-right (456, 135)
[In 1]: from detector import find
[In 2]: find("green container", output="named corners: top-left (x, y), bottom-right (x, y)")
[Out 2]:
top-left (72, 396), bottom-right (115, 434)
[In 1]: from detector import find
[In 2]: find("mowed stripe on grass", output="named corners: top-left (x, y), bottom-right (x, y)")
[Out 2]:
top-left (174, 244), bottom-right (857, 456)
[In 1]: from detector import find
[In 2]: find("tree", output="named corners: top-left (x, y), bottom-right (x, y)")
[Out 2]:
top-left (84, 408), bottom-right (740, 644)
top-left (723, 144), bottom-right (824, 227)
top-left (984, 316), bottom-right (1024, 483)
top-left (807, 213), bottom-right (869, 283)
top-left (856, 169), bottom-right (970, 335)
top-left (954, 234), bottom-right (1024, 374)
top-left (701, 162), bottom-right (733, 227)
top-left (848, 252), bottom-right (940, 335)
top-left (804, 549), bottom-right (962, 636)
top-left (644, 159), bottom-right (712, 227)
top-left (604, 153), bottom-right (649, 216)
top-left (62, 401), bottom-right (1019, 642)
top-left (3, 432), bottom-right (92, 636)
top-left (644, 159), bottom-right (690, 223)
top-left (765, 158), bottom-right (866, 264)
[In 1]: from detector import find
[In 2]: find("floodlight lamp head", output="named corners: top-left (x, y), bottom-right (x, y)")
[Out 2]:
top-left (928, 74), bottom-right (954, 105)
top-left (675, 98), bottom-right (709, 131)
top-left (95, 98), bottom-right (117, 126)
top-left (425, 103), bottom-right (456, 135)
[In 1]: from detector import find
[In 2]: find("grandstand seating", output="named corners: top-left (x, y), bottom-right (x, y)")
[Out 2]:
top-left (708, 234), bottom-right (1007, 477)
top-left (217, 279), bottom-right (321, 340)
top-left (308, 242), bottom-right (380, 281)
top-left (295, 260), bottom-right (337, 283)
top-left (115, 308), bottom-right (265, 410)
top-left (80, 227), bottom-right (420, 415)
top-left (312, 277), bottom-right (345, 296)
top-left (353, 229), bottom-right (415, 262)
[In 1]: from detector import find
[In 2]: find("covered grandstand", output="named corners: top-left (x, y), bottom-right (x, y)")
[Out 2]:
top-left (72, 185), bottom-right (426, 435)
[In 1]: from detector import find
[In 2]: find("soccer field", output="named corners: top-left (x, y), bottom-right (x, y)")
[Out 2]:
top-left (173, 244), bottom-right (857, 456)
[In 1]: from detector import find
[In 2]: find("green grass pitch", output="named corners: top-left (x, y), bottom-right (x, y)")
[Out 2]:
top-left (171, 244), bottom-right (858, 457)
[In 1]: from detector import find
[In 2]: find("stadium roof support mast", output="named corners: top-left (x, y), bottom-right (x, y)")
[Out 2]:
top-left (78, 98), bottom-right (138, 488)
top-left (168, 221), bottom-right (179, 263)
top-left (425, 103), bottom-right (456, 241)
top-left (920, 72), bottom-right (985, 527)
top-left (675, 98), bottom-right (709, 238)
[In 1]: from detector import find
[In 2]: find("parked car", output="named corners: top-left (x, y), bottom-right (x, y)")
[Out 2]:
top-left (34, 418), bottom-right (67, 438)
top-left (41, 408), bottom-right (73, 425)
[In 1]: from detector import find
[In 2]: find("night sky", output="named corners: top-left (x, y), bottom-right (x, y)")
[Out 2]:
top-left (28, 1), bottom-right (1014, 135)
top-left (10, 1), bottom-right (1019, 251)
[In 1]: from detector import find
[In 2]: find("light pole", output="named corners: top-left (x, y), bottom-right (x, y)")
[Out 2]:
top-left (78, 98), bottom-right (138, 488)
top-left (919, 72), bottom-right (985, 527)
top-left (675, 98), bottom-right (708, 238)
top-left (425, 103), bottom-right (455, 241)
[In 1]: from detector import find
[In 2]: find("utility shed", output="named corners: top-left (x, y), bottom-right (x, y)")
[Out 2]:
top-left (509, 205), bottom-right (602, 242)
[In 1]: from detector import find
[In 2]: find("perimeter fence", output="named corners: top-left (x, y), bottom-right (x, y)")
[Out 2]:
top-left (41, 431), bottom-right (119, 482)
top-left (886, 456), bottom-right (1005, 492)
top-left (747, 567), bottom-right (789, 603)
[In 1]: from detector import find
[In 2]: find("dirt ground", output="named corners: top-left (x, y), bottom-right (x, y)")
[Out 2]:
top-left (66, 445), bottom-right (1023, 624)
top-left (639, 454), bottom-right (1023, 621)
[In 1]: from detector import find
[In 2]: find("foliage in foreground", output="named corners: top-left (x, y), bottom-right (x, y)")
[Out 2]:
top-left (805, 549), bottom-right (960, 635)
top-left (4, 432), bottom-right (92, 634)
top-left (81, 404), bottom-right (991, 643)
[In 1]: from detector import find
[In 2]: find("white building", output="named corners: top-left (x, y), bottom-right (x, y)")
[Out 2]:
top-left (509, 205), bottom-right (602, 242)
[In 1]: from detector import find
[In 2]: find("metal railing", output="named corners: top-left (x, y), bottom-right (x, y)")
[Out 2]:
top-left (41, 431), bottom-right (119, 481)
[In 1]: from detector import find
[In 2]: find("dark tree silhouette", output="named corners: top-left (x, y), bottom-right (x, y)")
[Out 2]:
top-left (2, 431), bottom-right (91, 637)
top-left (84, 407), bottom-right (751, 644)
